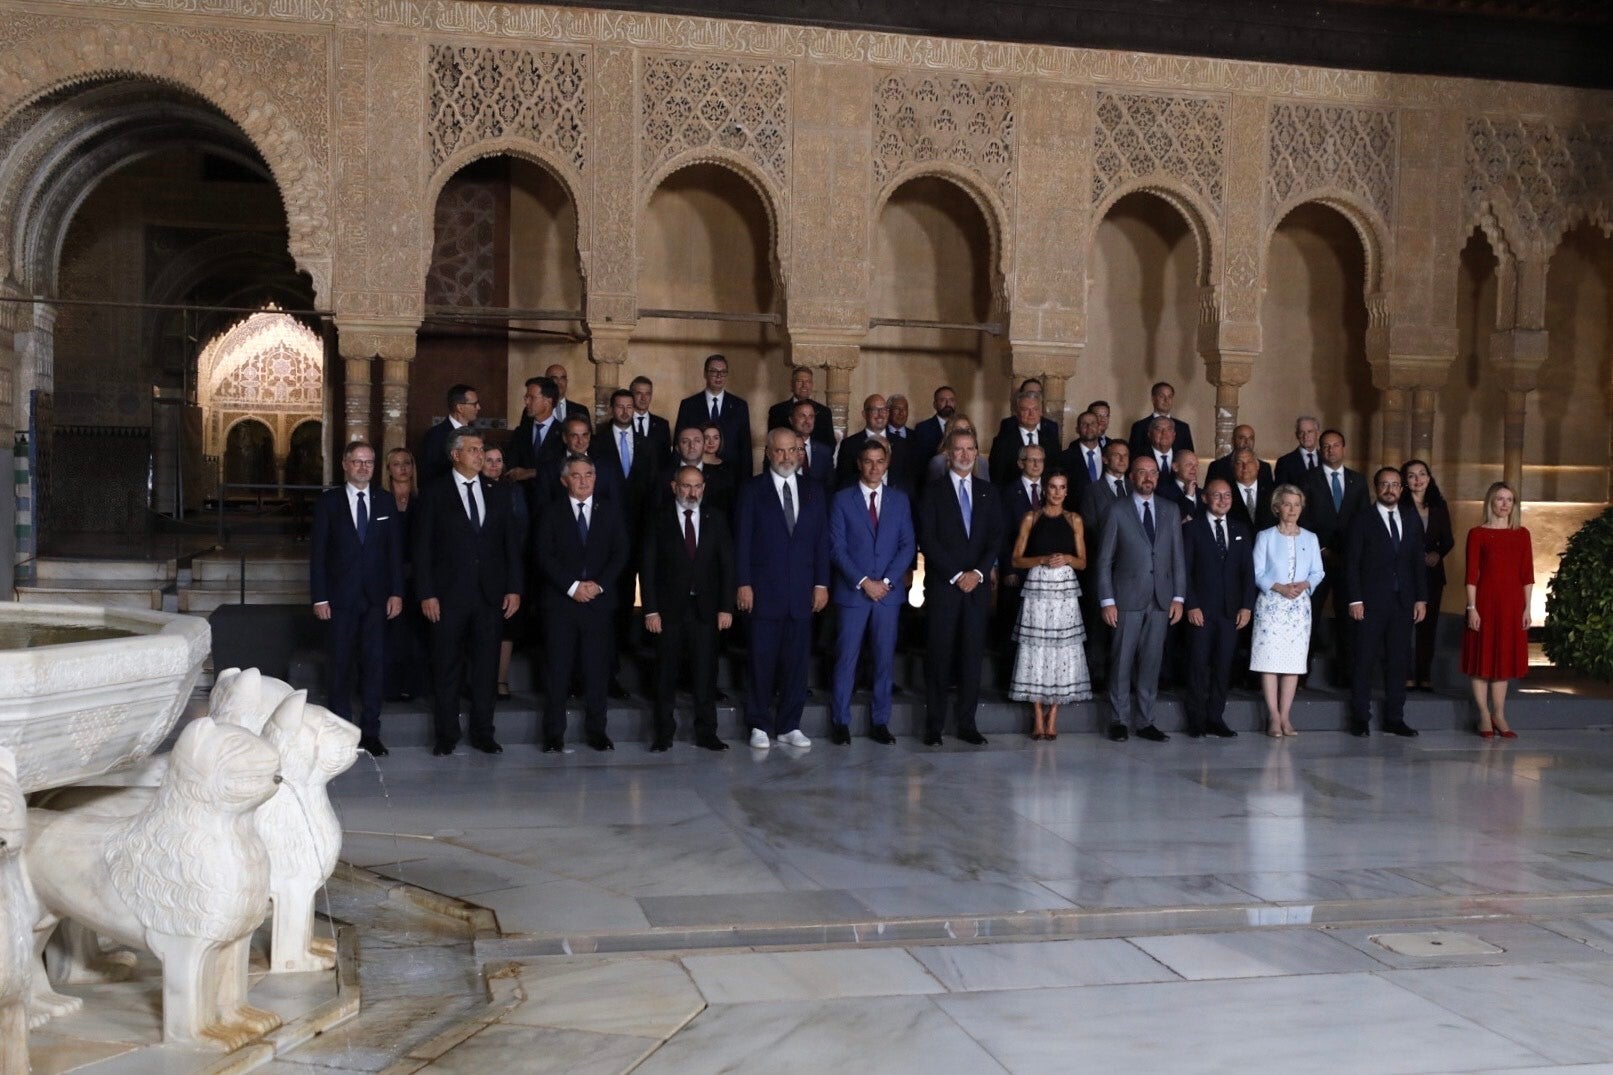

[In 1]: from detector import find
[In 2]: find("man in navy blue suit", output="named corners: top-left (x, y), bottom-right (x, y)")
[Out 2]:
top-left (1344, 467), bottom-right (1428, 737)
top-left (910, 385), bottom-right (957, 465)
top-left (988, 391), bottom-right (1060, 488)
top-left (917, 428), bottom-right (1003, 746)
top-left (675, 353), bottom-right (753, 476)
top-left (310, 441), bottom-right (404, 757)
top-left (1127, 381), bottom-right (1194, 460)
top-left (419, 383), bottom-right (481, 487)
top-left (736, 428), bottom-right (830, 749)
top-left (827, 439), bottom-right (915, 745)
top-left (1182, 479), bottom-right (1256, 739)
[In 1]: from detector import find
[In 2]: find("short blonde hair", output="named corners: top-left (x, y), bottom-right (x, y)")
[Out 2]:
top-left (1271, 482), bottom-right (1305, 515)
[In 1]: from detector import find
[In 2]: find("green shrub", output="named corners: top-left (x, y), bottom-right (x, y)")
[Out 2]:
top-left (1544, 506), bottom-right (1613, 681)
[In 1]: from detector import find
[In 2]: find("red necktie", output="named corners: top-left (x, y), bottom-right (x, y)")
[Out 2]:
top-left (683, 509), bottom-right (697, 559)
top-left (868, 489), bottom-right (879, 530)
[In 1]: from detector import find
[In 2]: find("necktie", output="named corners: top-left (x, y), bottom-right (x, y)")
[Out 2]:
top-left (709, 396), bottom-right (720, 422)
top-left (464, 481), bottom-right (480, 529)
top-left (1159, 451), bottom-right (1170, 473)
top-left (1142, 500), bottom-right (1156, 544)
top-left (1307, 452), bottom-right (1317, 470)
top-left (355, 490), bottom-right (368, 543)
top-left (683, 508), bottom-right (697, 559)
top-left (1025, 430), bottom-right (1036, 446)
top-left (1389, 509), bottom-right (1401, 546)
top-left (636, 415), bottom-right (646, 437)
top-left (1330, 470), bottom-right (1343, 511)
top-left (1113, 478), bottom-right (1125, 500)
top-left (801, 446), bottom-right (811, 474)
top-left (619, 428), bottom-right (632, 476)
top-left (1030, 482), bottom-right (1040, 510)
top-left (576, 501), bottom-right (589, 542)
top-left (1087, 449), bottom-right (1098, 481)
top-left (958, 478), bottom-right (972, 537)
top-left (1215, 516), bottom-right (1227, 556)
top-left (781, 479), bottom-right (796, 535)
top-left (868, 489), bottom-right (879, 530)
top-left (1244, 486), bottom-right (1255, 518)
top-left (533, 419), bottom-right (546, 448)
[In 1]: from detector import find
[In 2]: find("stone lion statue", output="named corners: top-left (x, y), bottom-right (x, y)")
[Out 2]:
top-left (0, 748), bottom-right (37, 1072)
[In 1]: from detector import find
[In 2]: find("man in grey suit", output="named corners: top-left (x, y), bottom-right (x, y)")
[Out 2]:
top-left (1095, 455), bottom-right (1186, 742)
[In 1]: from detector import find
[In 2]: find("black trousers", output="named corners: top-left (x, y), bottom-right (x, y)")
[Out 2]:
top-left (652, 604), bottom-right (720, 740)
top-left (1351, 603), bottom-right (1414, 729)
top-left (1413, 581), bottom-right (1444, 685)
top-left (543, 594), bottom-right (614, 742)
top-left (924, 584), bottom-right (989, 736)
top-left (1186, 612), bottom-right (1238, 731)
top-left (429, 598), bottom-right (501, 744)
top-left (326, 599), bottom-right (385, 736)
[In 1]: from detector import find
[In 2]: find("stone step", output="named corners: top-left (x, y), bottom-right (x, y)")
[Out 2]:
top-left (191, 551), bottom-right (309, 582)
top-left (179, 579), bottom-right (310, 613)
top-left (13, 581), bottom-right (167, 611)
top-left (29, 557), bottom-right (178, 583)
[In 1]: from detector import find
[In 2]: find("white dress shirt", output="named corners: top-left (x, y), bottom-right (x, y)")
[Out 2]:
top-left (344, 482), bottom-right (372, 530)
top-left (456, 473), bottom-right (485, 524)
top-left (565, 495), bottom-right (599, 597)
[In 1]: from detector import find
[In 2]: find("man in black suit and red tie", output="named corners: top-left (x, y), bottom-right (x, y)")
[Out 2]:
top-left (675, 353), bottom-right (753, 476)
top-left (917, 428), bottom-right (1004, 746)
top-left (1127, 381), bottom-right (1194, 460)
top-left (413, 428), bottom-right (525, 756)
top-left (1344, 467), bottom-right (1427, 737)
top-left (310, 441), bottom-right (404, 757)
top-left (628, 375), bottom-right (672, 462)
top-left (1182, 479), bottom-right (1256, 739)
top-left (643, 465), bottom-right (736, 752)
top-left (535, 456), bottom-right (630, 753)
top-left (766, 366), bottom-right (835, 451)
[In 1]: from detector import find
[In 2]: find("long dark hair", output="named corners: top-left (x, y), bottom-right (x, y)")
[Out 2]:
top-left (1400, 458), bottom-right (1446, 510)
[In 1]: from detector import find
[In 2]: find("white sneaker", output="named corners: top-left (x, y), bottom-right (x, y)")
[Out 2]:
top-left (749, 728), bottom-right (771, 749)
top-left (778, 730), bottom-right (812, 748)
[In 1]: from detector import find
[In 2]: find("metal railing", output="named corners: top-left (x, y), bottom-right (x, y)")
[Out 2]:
top-left (214, 482), bottom-right (324, 544)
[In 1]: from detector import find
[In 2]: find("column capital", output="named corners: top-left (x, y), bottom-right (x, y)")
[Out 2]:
top-left (1488, 328), bottom-right (1549, 392)
top-left (1007, 341), bottom-right (1080, 379)
top-left (789, 330), bottom-right (864, 371)
top-left (1367, 352), bottom-right (1457, 391)
top-left (335, 320), bottom-right (419, 363)
top-left (1202, 350), bottom-right (1255, 389)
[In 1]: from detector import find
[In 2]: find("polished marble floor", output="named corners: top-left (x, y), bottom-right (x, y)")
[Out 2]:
top-left (316, 728), bottom-right (1613, 1072)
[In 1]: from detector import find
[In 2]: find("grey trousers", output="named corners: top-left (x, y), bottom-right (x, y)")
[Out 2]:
top-left (1108, 607), bottom-right (1167, 729)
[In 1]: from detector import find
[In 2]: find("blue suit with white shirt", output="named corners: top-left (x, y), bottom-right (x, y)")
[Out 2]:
top-left (310, 484), bottom-right (404, 737)
top-left (828, 481), bottom-right (915, 729)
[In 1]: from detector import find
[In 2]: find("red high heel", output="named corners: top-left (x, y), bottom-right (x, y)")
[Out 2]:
top-left (1496, 727), bottom-right (1518, 740)
top-left (1477, 726), bottom-right (1495, 739)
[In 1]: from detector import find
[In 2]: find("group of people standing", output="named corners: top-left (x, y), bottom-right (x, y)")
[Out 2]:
top-left (307, 359), bottom-right (1536, 757)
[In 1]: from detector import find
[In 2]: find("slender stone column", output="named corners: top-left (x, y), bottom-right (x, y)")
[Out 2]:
top-left (1007, 342), bottom-right (1080, 438)
top-left (341, 355), bottom-right (371, 449)
top-left (790, 330), bottom-right (863, 438)
top-left (1409, 387), bottom-right (1438, 462)
top-left (379, 357), bottom-right (411, 455)
top-left (336, 321), bottom-right (419, 449)
top-left (1379, 387), bottom-right (1409, 468)
top-left (588, 324), bottom-right (634, 417)
top-left (1201, 348), bottom-right (1254, 460)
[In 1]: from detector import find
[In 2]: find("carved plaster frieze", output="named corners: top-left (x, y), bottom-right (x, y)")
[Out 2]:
top-left (874, 71), bottom-right (1014, 205)
top-left (1267, 101), bottom-right (1396, 225)
top-left (428, 44), bottom-right (587, 174)
top-left (641, 54), bottom-right (788, 190)
top-left (1465, 116), bottom-right (1613, 259)
top-left (1092, 89), bottom-right (1225, 217)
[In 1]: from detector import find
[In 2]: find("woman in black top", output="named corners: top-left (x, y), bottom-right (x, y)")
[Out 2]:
top-left (1402, 459), bottom-right (1454, 690)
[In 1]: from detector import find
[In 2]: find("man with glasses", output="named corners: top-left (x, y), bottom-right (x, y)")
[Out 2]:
top-left (1181, 479), bottom-right (1255, 739)
top-left (676, 353), bottom-right (753, 475)
top-left (420, 383), bottom-right (480, 486)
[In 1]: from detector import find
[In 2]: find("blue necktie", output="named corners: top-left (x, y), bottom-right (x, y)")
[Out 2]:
top-left (619, 428), bottom-right (632, 476)
top-left (958, 478), bottom-right (972, 537)
top-left (1330, 471), bottom-right (1343, 511)
top-left (576, 501), bottom-right (589, 543)
top-left (1087, 448), bottom-right (1098, 481)
top-left (355, 491), bottom-right (368, 544)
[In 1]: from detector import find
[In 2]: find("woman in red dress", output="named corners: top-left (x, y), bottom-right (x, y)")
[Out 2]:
top-left (1461, 482), bottom-right (1534, 738)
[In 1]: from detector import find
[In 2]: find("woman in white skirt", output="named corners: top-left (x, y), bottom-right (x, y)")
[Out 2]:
top-left (1250, 484), bottom-right (1326, 737)
top-left (1008, 471), bottom-right (1092, 740)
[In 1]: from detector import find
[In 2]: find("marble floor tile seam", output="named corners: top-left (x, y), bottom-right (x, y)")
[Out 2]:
top-left (473, 889), bottom-right (1613, 962)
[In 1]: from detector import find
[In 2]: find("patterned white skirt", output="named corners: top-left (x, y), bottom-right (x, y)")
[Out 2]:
top-left (1250, 589), bottom-right (1312, 674)
top-left (1009, 565), bottom-right (1093, 704)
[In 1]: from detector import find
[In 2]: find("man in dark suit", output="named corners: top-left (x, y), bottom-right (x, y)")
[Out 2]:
top-left (1273, 415), bottom-right (1323, 488)
top-left (546, 362), bottom-right (591, 425)
top-left (1182, 480), bottom-right (1256, 738)
top-left (910, 385), bottom-right (958, 465)
top-left (506, 376), bottom-right (565, 508)
top-left (628, 375), bottom-right (672, 462)
top-left (766, 366), bottom-right (835, 451)
top-left (675, 353), bottom-right (753, 476)
top-left (886, 394), bottom-right (912, 443)
top-left (1095, 455), bottom-right (1186, 742)
top-left (1207, 424), bottom-right (1275, 488)
top-left (1127, 381), bottom-right (1194, 460)
top-left (836, 394), bottom-right (915, 492)
top-left (419, 383), bottom-right (482, 487)
top-left (534, 415), bottom-right (622, 512)
top-left (591, 388), bottom-right (658, 519)
top-left (989, 391), bottom-right (1060, 488)
top-left (1135, 415), bottom-right (1181, 483)
top-left (1078, 440), bottom-right (1131, 537)
top-left (736, 428), bottom-right (830, 749)
top-left (790, 399), bottom-right (835, 491)
top-left (1157, 450), bottom-right (1205, 525)
top-left (642, 465), bottom-right (736, 752)
top-left (310, 441), bottom-right (404, 757)
top-left (1227, 448), bottom-right (1277, 533)
top-left (827, 439), bottom-right (915, 745)
top-left (917, 428), bottom-right (1003, 746)
top-left (1300, 428), bottom-right (1369, 679)
top-left (413, 428), bottom-right (524, 756)
top-left (1061, 410), bottom-right (1106, 499)
top-left (659, 425), bottom-right (733, 517)
top-left (1087, 400), bottom-right (1114, 450)
top-left (534, 456), bottom-right (630, 752)
top-left (1344, 467), bottom-right (1427, 737)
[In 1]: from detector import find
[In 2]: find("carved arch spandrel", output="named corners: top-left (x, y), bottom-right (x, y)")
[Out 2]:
top-left (0, 21), bottom-right (332, 303)
top-left (1267, 189), bottom-right (1391, 300)
top-left (1092, 178), bottom-right (1220, 288)
top-left (873, 161), bottom-right (1013, 316)
top-left (642, 147), bottom-right (791, 292)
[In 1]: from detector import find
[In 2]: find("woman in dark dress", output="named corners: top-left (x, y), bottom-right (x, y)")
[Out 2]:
top-left (382, 447), bottom-right (427, 701)
top-left (1007, 471), bottom-right (1091, 740)
top-left (1402, 459), bottom-right (1454, 690)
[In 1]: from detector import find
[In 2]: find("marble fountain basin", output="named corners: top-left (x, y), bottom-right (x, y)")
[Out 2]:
top-left (0, 602), bottom-right (209, 793)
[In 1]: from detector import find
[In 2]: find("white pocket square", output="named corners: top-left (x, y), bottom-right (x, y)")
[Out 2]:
top-left (373, 515), bottom-right (390, 521)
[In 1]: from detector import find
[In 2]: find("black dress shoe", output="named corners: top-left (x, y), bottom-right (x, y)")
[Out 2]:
top-left (1184, 726), bottom-right (1205, 739)
top-left (829, 723), bottom-right (851, 745)
top-left (648, 738), bottom-right (672, 753)
top-left (470, 737), bottom-right (503, 754)
top-left (1350, 724), bottom-right (1371, 737)
top-left (1207, 723), bottom-right (1238, 739)
top-left (870, 725), bottom-right (896, 745)
top-left (1135, 725), bottom-right (1169, 742)
top-left (358, 735), bottom-right (389, 757)
top-left (1107, 723), bottom-right (1129, 742)
top-left (541, 738), bottom-right (565, 753)
top-left (695, 734), bottom-right (730, 752)
top-left (609, 679), bottom-right (630, 700)
top-left (432, 739), bottom-right (457, 756)
top-left (958, 729), bottom-right (987, 746)
top-left (715, 689), bottom-right (730, 702)
top-left (922, 732), bottom-right (943, 746)
top-left (1384, 722), bottom-right (1419, 737)
top-left (587, 735), bottom-right (615, 752)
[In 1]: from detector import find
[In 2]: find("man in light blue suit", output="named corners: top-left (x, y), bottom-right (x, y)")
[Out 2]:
top-left (827, 439), bottom-right (915, 746)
